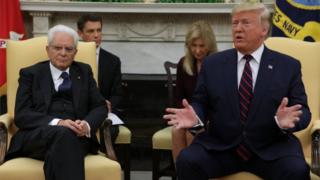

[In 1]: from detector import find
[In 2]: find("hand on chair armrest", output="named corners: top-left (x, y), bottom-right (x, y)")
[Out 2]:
top-left (102, 119), bottom-right (117, 161)
top-left (311, 120), bottom-right (320, 176)
top-left (0, 114), bottom-right (9, 165)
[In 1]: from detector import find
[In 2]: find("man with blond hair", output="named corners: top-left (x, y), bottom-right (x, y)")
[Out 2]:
top-left (164, 2), bottom-right (311, 180)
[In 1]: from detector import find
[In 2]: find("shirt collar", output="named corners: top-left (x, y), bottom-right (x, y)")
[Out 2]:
top-left (237, 44), bottom-right (264, 64)
top-left (49, 62), bottom-right (70, 80)
top-left (96, 46), bottom-right (101, 56)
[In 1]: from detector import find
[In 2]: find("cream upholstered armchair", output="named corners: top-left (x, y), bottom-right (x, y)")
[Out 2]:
top-left (0, 36), bottom-right (121, 180)
top-left (217, 37), bottom-right (320, 180)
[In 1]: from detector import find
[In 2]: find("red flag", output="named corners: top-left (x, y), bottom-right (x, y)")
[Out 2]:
top-left (0, 0), bottom-right (26, 95)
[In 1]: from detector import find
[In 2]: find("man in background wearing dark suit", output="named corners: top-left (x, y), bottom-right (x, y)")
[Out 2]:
top-left (77, 14), bottom-right (123, 147)
top-left (164, 2), bottom-right (311, 180)
top-left (5, 25), bottom-right (108, 180)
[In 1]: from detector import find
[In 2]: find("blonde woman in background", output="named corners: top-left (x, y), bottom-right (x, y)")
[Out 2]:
top-left (172, 20), bottom-right (218, 162)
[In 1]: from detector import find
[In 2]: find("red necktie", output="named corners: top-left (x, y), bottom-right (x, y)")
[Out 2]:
top-left (236, 54), bottom-right (253, 161)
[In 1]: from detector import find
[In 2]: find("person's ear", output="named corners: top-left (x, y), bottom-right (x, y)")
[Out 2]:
top-left (46, 45), bottom-right (49, 53)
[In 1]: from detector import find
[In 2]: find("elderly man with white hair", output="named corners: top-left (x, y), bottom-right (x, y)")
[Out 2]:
top-left (5, 24), bottom-right (108, 180)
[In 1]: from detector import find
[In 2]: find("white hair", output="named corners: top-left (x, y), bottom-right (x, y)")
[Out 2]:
top-left (48, 24), bottom-right (79, 47)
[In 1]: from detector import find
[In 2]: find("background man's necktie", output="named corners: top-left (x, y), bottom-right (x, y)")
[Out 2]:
top-left (58, 72), bottom-right (72, 92)
top-left (237, 54), bottom-right (253, 161)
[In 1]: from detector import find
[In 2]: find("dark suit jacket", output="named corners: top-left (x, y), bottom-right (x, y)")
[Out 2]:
top-left (192, 46), bottom-right (311, 161)
top-left (8, 61), bottom-right (108, 155)
top-left (98, 48), bottom-right (123, 116)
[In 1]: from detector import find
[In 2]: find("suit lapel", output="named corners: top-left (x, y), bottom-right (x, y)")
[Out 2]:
top-left (224, 50), bottom-right (240, 121)
top-left (70, 63), bottom-right (82, 112)
top-left (40, 62), bottom-right (54, 110)
top-left (98, 49), bottom-right (105, 88)
top-left (248, 47), bottom-right (275, 122)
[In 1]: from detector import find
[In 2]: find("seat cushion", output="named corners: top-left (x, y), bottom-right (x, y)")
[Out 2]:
top-left (85, 154), bottom-right (121, 180)
top-left (211, 158), bottom-right (317, 179)
top-left (0, 155), bottom-right (121, 180)
top-left (0, 158), bottom-right (44, 180)
top-left (215, 171), bottom-right (320, 180)
top-left (218, 172), bottom-right (261, 180)
top-left (152, 126), bottom-right (172, 150)
top-left (115, 125), bottom-right (131, 144)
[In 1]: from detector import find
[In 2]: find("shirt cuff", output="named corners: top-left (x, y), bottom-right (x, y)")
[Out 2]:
top-left (188, 114), bottom-right (205, 134)
top-left (83, 121), bottom-right (91, 138)
top-left (49, 118), bottom-right (61, 126)
top-left (195, 114), bottom-right (204, 127)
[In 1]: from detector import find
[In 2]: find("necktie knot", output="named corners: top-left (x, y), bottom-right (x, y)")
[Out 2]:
top-left (243, 54), bottom-right (253, 62)
top-left (60, 72), bottom-right (69, 80)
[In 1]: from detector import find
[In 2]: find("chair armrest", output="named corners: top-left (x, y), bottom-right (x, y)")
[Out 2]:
top-left (0, 114), bottom-right (11, 130)
top-left (0, 114), bottom-right (9, 165)
top-left (311, 120), bottom-right (320, 176)
top-left (102, 119), bottom-right (117, 161)
top-left (311, 120), bottom-right (320, 136)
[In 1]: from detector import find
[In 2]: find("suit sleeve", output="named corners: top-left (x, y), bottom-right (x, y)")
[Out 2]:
top-left (109, 58), bottom-right (124, 115)
top-left (84, 65), bottom-right (108, 136)
top-left (287, 60), bottom-right (311, 132)
top-left (14, 68), bottom-right (55, 129)
top-left (191, 60), bottom-right (210, 126)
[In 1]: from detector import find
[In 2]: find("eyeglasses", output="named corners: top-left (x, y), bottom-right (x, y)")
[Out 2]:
top-left (49, 45), bottom-right (76, 53)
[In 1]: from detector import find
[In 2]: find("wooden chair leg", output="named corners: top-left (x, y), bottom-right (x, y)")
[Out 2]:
top-left (123, 144), bottom-right (131, 180)
top-left (152, 149), bottom-right (161, 180)
top-left (170, 156), bottom-right (176, 180)
top-left (0, 122), bottom-right (7, 165)
top-left (103, 119), bottom-right (117, 161)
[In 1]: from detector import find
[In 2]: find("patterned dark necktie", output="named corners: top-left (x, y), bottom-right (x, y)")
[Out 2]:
top-left (58, 72), bottom-right (71, 92)
top-left (239, 54), bottom-right (253, 123)
top-left (237, 54), bottom-right (253, 161)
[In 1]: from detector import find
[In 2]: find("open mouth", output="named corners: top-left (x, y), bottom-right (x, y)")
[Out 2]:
top-left (235, 35), bottom-right (243, 41)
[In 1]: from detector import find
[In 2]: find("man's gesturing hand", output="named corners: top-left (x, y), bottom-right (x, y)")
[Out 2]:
top-left (276, 97), bottom-right (303, 129)
top-left (163, 99), bottom-right (198, 129)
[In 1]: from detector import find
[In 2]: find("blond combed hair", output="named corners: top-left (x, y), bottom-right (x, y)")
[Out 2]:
top-left (184, 20), bottom-right (218, 76)
top-left (232, 1), bottom-right (270, 33)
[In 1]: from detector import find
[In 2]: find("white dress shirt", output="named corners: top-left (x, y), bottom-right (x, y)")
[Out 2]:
top-left (237, 44), bottom-right (264, 90)
top-left (96, 46), bottom-right (100, 68)
top-left (50, 62), bottom-right (70, 92)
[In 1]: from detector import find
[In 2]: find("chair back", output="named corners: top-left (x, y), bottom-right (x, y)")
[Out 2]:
top-left (264, 37), bottom-right (320, 159)
top-left (6, 36), bottom-right (97, 121)
top-left (164, 61), bottom-right (177, 108)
